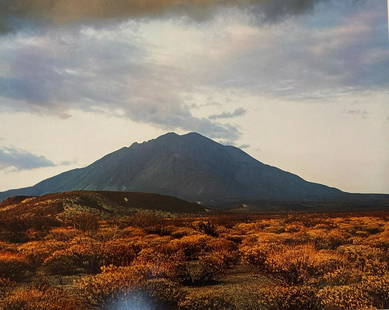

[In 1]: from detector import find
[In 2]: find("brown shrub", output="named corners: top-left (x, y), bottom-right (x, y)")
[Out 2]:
top-left (178, 289), bottom-right (234, 310)
top-left (258, 285), bottom-right (319, 310)
top-left (179, 254), bottom-right (226, 285)
top-left (192, 220), bottom-right (218, 237)
top-left (99, 240), bottom-right (138, 267)
top-left (316, 285), bottom-right (373, 310)
top-left (76, 265), bottom-right (152, 307)
top-left (265, 245), bottom-right (345, 285)
top-left (0, 252), bottom-right (33, 280)
top-left (122, 212), bottom-right (164, 228)
top-left (66, 212), bottom-right (99, 232)
top-left (169, 234), bottom-right (213, 259)
top-left (0, 278), bottom-right (15, 298)
top-left (337, 245), bottom-right (387, 274)
top-left (134, 246), bottom-right (186, 279)
top-left (0, 287), bottom-right (84, 310)
top-left (43, 240), bottom-right (101, 274)
top-left (360, 274), bottom-right (389, 308)
top-left (243, 244), bottom-right (345, 285)
top-left (18, 240), bottom-right (67, 267)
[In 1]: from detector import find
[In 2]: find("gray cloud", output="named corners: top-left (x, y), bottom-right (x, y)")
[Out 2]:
top-left (209, 108), bottom-right (247, 120)
top-left (0, 0), bottom-right (330, 35)
top-left (204, 0), bottom-right (389, 99)
top-left (0, 27), bottom-right (239, 141)
top-left (0, 147), bottom-right (55, 170)
top-left (0, 0), bottom-right (385, 144)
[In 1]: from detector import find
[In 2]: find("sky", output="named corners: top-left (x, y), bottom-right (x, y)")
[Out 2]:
top-left (0, 0), bottom-right (388, 194)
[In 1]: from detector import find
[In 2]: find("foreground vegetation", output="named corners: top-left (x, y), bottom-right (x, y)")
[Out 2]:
top-left (0, 194), bottom-right (388, 309)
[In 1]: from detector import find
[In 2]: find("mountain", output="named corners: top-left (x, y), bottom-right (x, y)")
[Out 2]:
top-left (0, 132), bottom-right (388, 206)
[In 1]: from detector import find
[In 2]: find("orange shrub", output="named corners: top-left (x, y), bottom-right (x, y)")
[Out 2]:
top-left (316, 285), bottom-right (373, 310)
top-left (134, 246), bottom-right (186, 279)
top-left (178, 289), bottom-right (234, 309)
top-left (258, 285), bottom-right (319, 310)
top-left (0, 252), bottom-right (32, 280)
top-left (76, 264), bottom-right (152, 307)
top-left (179, 253), bottom-right (227, 285)
top-left (360, 274), bottom-right (389, 308)
top-left (99, 240), bottom-right (138, 267)
top-left (169, 234), bottom-right (213, 259)
top-left (264, 245), bottom-right (345, 285)
top-left (65, 212), bottom-right (99, 232)
top-left (46, 227), bottom-right (80, 241)
top-left (192, 220), bottom-right (218, 237)
top-left (0, 287), bottom-right (83, 310)
top-left (337, 245), bottom-right (387, 274)
top-left (243, 244), bottom-right (345, 285)
top-left (0, 277), bottom-right (15, 298)
top-left (18, 240), bottom-right (67, 267)
top-left (43, 241), bottom-right (101, 274)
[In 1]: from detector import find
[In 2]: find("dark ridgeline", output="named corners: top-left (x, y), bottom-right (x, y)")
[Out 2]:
top-left (0, 132), bottom-right (388, 207)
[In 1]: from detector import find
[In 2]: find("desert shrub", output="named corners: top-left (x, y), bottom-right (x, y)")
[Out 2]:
top-left (0, 287), bottom-right (83, 310)
top-left (143, 224), bottom-right (172, 236)
top-left (192, 220), bottom-right (218, 237)
top-left (309, 229), bottom-right (350, 250)
top-left (76, 265), bottom-right (152, 307)
top-left (66, 212), bottom-right (99, 232)
top-left (46, 227), bottom-right (80, 241)
top-left (337, 245), bottom-right (387, 274)
top-left (204, 238), bottom-right (239, 267)
top-left (258, 285), bottom-right (319, 310)
top-left (76, 265), bottom-right (179, 308)
top-left (18, 240), bottom-right (67, 267)
top-left (179, 253), bottom-right (226, 285)
top-left (0, 278), bottom-right (15, 298)
top-left (43, 241), bottom-right (101, 274)
top-left (321, 267), bottom-right (364, 286)
top-left (316, 285), bottom-right (373, 310)
top-left (134, 246), bottom-right (186, 279)
top-left (0, 252), bottom-right (33, 280)
top-left (178, 289), bottom-right (234, 310)
top-left (264, 245), bottom-right (345, 284)
top-left (135, 243), bottom-right (227, 285)
top-left (169, 234), bottom-right (213, 259)
top-left (360, 274), bottom-right (389, 308)
top-left (99, 240), bottom-right (138, 266)
top-left (170, 226), bottom-right (197, 238)
top-left (124, 211), bottom-right (163, 228)
top-left (138, 278), bottom-right (183, 306)
top-left (242, 244), bottom-right (345, 285)
top-left (241, 243), bottom-right (281, 269)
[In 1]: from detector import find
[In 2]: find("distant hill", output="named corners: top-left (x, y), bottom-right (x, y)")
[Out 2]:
top-left (0, 191), bottom-right (205, 217)
top-left (0, 132), bottom-right (388, 207)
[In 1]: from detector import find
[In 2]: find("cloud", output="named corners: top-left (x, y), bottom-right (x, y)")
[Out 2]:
top-left (344, 109), bottom-right (369, 118)
top-left (0, 26), bottom-right (240, 141)
top-left (209, 107), bottom-right (247, 120)
top-left (203, 1), bottom-right (389, 99)
top-left (0, 0), bottom-right (386, 144)
top-left (0, 0), bottom-right (330, 35)
top-left (0, 147), bottom-right (55, 170)
top-left (239, 144), bottom-right (250, 149)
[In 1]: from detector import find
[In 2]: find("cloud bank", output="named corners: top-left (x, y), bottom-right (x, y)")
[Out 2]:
top-left (209, 108), bottom-right (247, 120)
top-left (0, 26), bottom-right (240, 141)
top-left (0, 0), bottom-right (386, 145)
top-left (0, 0), bottom-right (330, 34)
top-left (0, 147), bottom-right (55, 170)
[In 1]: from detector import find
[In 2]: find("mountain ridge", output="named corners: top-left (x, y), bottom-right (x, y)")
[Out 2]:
top-left (0, 132), bottom-right (388, 207)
